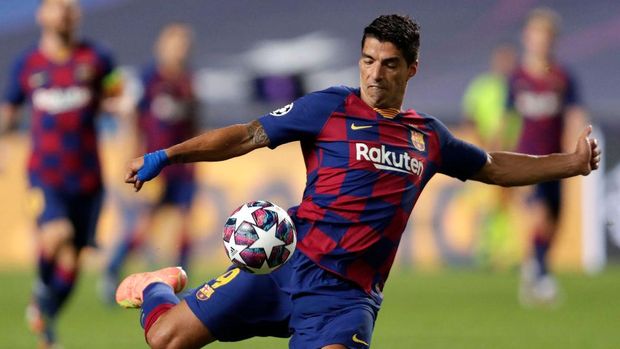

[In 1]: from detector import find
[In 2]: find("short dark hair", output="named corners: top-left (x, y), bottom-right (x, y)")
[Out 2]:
top-left (362, 14), bottom-right (421, 65)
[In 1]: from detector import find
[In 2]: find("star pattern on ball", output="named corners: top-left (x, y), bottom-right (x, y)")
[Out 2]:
top-left (232, 203), bottom-right (263, 230)
top-left (249, 221), bottom-right (285, 257)
top-left (223, 235), bottom-right (247, 264)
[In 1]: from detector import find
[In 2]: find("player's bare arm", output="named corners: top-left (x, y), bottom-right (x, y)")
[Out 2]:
top-left (470, 125), bottom-right (601, 186)
top-left (125, 120), bottom-right (270, 191)
top-left (0, 104), bottom-right (19, 134)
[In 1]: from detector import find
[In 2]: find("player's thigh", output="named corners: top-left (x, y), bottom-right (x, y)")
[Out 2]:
top-left (146, 300), bottom-right (215, 349)
top-left (39, 219), bottom-right (74, 255)
top-left (55, 243), bottom-right (79, 271)
top-left (37, 187), bottom-right (74, 256)
top-left (290, 298), bottom-right (376, 349)
top-left (183, 267), bottom-right (291, 342)
top-left (529, 181), bottom-right (561, 232)
top-left (161, 180), bottom-right (195, 209)
top-left (69, 190), bottom-right (104, 249)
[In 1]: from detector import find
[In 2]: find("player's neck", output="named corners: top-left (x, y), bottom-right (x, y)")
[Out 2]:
top-left (360, 90), bottom-right (404, 112)
top-left (40, 31), bottom-right (76, 63)
top-left (523, 54), bottom-right (553, 77)
top-left (158, 63), bottom-right (186, 79)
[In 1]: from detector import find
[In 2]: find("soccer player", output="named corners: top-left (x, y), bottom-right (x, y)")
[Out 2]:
top-left (461, 44), bottom-right (520, 269)
top-left (0, 0), bottom-right (119, 347)
top-left (508, 8), bottom-right (589, 305)
top-left (102, 23), bottom-right (199, 300)
top-left (462, 43), bottom-right (519, 150)
top-left (116, 14), bottom-right (600, 348)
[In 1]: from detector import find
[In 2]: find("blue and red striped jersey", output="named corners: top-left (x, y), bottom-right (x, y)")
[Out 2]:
top-left (138, 64), bottom-right (197, 181)
top-left (259, 86), bottom-right (487, 294)
top-left (507, 64), bottom-right (581, 155)
top-left (3, 41), bottom-right (115, 193)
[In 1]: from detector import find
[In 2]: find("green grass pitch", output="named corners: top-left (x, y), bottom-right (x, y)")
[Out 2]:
top-left (1, 267), bottom-right (618, 348)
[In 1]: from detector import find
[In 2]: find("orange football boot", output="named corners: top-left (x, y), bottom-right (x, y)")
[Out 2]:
top-left (115, 267), bottom-right (187, 308)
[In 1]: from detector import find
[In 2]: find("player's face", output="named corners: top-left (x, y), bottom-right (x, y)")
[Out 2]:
top-left (37, 0), bottom-right (80, 35)
top-left (491, 45), bottom-right (517, 76)
top-left (522, 19), bottom-right (556, 59)
top-left (359, 37), bottom-right (417, 109)
top-left (157, 26), bottom-right (193, 67)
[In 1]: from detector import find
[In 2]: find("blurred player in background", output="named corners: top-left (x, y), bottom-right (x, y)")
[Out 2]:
top-left (101, 23), bottom-right (200, 302)
top-left (0, 0), bottom-right (120, 347)
top-left (462, 44), bottom-right (521, 270)
top-left (462, 43), bottom-right (519, 150)
top-left (509, 8), bottom-right (588, 305)
top-left (115, 14), bottom-right (599, 348)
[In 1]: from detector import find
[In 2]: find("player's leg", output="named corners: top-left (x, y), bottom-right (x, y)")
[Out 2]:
top-left (161, 179), bottom-right (196, 271)
top-left (285, 252), bottom-right (379, 349)
top-left (520, 181), bottom-right (561, 305)
top-left (117, 266), bottom-right (291, 348)
top-left (105, 203), bottom-right (148, 281)
top-left (175, 207), bottom-right (192, 271)
top-left (145, 300), bottom-right (215, 349)
top-left (101, 199), bottom-right (152, 303)
top-left (28, 217), bottom-right (77, 347)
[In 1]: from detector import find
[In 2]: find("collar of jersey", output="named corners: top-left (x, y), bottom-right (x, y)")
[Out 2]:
top-left (373, 107), bottom-right (401, 119)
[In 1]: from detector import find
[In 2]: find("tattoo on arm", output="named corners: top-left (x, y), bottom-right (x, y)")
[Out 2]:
top-left (247, 120), bottom-right (270, 147)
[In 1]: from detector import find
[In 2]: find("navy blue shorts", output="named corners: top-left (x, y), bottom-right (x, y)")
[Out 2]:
top-left (530, 180), bottom-right (561, 219)
top-left (37, 186), bottom-right (104, 249)
top-left (159, 179), bottom-right (196, 209)
top-left (184, 252), bottom-right (381, 348)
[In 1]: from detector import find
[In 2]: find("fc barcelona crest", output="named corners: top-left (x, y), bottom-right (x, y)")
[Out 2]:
top-left (411, 130), bottom-right (425, 151)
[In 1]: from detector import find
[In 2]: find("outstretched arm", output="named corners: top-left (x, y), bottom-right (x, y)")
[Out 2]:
top-left (470, 125), bottom-right (601, 187)
top-left (125, 120), bottom-right (269, 191)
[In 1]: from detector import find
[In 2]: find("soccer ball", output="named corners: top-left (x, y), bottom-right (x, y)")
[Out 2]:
top-left (222, 200), bottom-right (297, 274)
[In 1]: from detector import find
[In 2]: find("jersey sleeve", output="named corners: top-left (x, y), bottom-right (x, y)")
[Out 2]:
top-left (258, 86), bottom-right (348, 149)
top-left (564, 70), bottom-right (581, 107)
top-left (505, 73), bottom-right (516, 111)
top-left (3, 55), bottom-right (27, 106)
top-left (137, 66), bottom-right (154, 114)
top-left (96, 45), bottom-right (122, 97)
top-left (432, 118), bottom-right (488, 181)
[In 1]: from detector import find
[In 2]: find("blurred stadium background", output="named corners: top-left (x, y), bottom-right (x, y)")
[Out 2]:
top-left (1, 0), bottom-right (619, 348)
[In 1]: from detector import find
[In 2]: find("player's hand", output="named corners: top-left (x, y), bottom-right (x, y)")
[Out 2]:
top-left (573, 125), bottom-right (601, 176)
top-left (124, 149), bottom-right (169, 192)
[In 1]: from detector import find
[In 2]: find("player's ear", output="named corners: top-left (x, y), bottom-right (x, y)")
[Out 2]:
top-left (407, 61), bottom-right (418, 79)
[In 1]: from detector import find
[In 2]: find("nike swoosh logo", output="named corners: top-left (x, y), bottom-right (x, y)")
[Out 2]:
top-left (351, 123), bottom-right (373, 130)
top-left (352, 333), bottom-right (369, 346)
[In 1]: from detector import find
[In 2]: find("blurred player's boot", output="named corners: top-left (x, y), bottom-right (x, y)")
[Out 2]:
top-left (115, 266), bottom-right (187, 308)
top-left (26, 302), bottom-right (62, 349)
top-left (519, 259), bottom-right (559, 307)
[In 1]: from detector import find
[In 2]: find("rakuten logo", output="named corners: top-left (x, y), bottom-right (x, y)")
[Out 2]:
top-left (515, 91), bottom-right (561, 119)
top-left (33, 86), bottom-right (92, 114)
top-left (355, 143), bottom-right (423, 176)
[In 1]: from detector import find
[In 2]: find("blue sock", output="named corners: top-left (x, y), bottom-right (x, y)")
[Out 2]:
top-left (38, 253), bottom-right (55, 284)
top-left (107, 234), bottom-right (135, 277)
top-left (533, 238), bottom-right (550, 277)
top-left (140, 282), bottom-right (180, 330)
top-left (48, 266), bottom-right (77, 316)
top-left (177, 235), bottom-right (191, 273)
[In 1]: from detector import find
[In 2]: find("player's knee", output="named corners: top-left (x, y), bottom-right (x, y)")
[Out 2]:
top-left (146, 319), bottom-right (194, 349)
top-left (56, 244), bottom-right (79, 271)
top-left (39, 219), bottom-right (74, 256)
top-left (146, 322), bottom-right (176, 349)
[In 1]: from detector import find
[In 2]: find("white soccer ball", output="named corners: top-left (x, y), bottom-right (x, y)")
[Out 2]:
top-left (222, 200), bottom-right (297, 274)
